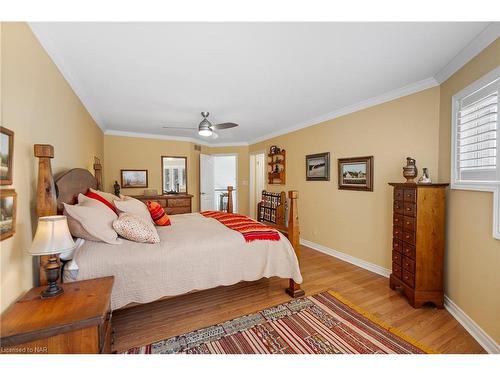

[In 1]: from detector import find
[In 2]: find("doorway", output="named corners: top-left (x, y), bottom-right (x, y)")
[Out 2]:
top-left (200, 154), bottom-right (238, 212)
top-left (249, 152), bottom-right (266, 219)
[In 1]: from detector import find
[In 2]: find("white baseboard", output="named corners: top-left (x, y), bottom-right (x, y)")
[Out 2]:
top-left (300, 238), bottom-right (499, 354)
top-left (300, 238), bottom-right (391, 278)
top-left (443, 296), bottom-right (500, 354)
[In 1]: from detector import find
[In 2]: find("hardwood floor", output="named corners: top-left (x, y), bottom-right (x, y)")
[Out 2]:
top-left (112, 245), bottom-right (486, 353)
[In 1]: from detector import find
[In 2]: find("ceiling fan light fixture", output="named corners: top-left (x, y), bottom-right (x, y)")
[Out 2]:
top-left (198, 128), bottom-right (213, 137)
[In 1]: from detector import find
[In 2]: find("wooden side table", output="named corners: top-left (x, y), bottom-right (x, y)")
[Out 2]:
top-left (0, 276), bottom-right (114, 354)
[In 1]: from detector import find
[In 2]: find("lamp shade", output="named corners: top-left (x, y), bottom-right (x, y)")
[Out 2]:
top-left (29, 215), bottom-right (75, 256)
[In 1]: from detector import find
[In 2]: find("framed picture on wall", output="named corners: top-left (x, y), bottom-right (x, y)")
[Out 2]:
top-left (338, 156), bottom-right (373, 191)
top-left (120, 169), bottom-right (148, 188)
top-left (0, 126), bottom-right (14, 185)
top-left (306, 152), bottom-right (330, 181)
top-left (0, 189), bottom-right (17, 241)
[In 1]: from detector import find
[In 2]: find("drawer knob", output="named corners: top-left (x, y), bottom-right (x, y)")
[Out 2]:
top-left (406, 235), bottom-right (410, 239)
top-left (406, 207), bottom-right (411, 211)
top-left (406, 221), bottom-right (410, 225)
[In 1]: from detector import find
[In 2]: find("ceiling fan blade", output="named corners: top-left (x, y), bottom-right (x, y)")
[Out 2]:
top-left (211, 122), bottom-right (239, 130)
top-left (162, 126), bottom-right (197, 130)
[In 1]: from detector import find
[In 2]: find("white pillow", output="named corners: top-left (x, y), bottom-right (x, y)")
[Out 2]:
top-left (114, 196), bottom-right (153, 223)
top-left (113, 213), bottom-right (160, 244)
top-left (63, 194), bottom-right (122, 245)
top-left (89, 188), bottom-right (122, 206)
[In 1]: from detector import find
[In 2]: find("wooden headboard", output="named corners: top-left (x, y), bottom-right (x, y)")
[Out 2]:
top-left (55, 168), bottom-right (98, 214)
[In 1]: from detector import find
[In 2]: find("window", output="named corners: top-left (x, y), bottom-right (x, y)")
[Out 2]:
top-left (451, 67), bottom-right (500, 239)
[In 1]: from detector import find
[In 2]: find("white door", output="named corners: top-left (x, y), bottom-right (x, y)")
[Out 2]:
top-left (200, 154), bottom-right (215, 211)
top-left (249, 152), bottom-right (266, 218)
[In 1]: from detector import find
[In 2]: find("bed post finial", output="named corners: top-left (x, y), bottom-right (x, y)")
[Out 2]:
top-left (34, 144), bottom-right (57, 286)
top-left (286, 190), bottom-right (304, 298)
top-left (93, 156), bottom-right (102, 191)
top-left (226, 186), bottom-right (234, 213)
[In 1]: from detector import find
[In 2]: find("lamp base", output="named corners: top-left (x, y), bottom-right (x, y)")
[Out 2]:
top-left (40, 255), bottom-right (64, 299)
top-left (41, 284), bottom-right (64, 299)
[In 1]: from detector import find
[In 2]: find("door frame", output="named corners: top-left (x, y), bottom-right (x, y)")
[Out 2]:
top-left (249, 150), bottom-right (267, 219)
top-left (211, 153), bottom-right (239, 213)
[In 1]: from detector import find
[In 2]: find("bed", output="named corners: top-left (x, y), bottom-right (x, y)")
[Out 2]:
top-left (33, 144), bottom-right (304, 311)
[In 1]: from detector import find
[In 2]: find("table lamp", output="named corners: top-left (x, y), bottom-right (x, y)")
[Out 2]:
top-left (29, 215), bottom-right (75, 298)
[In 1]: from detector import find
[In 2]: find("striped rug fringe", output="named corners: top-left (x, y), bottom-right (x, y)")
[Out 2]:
top-left (327, 290), bottom-right (438, 354)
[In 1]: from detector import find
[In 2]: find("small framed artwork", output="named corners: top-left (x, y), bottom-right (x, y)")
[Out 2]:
top-left (0, 189), bottom-right (17, 241)
top-left (338, 156), bottom-right (374, 191)
top-left (120, 169), bottom-right (148, 188)
top-left (1, 126), bottom-right (14, 185)
top-left (306, 152), bottom-right (330, 181)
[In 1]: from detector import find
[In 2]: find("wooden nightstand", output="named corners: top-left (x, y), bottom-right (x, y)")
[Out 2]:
top-left (0, 276), bottom-right (114, 354)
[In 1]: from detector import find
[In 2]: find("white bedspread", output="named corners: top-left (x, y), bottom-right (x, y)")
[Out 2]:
top-left (64, 213), bottom-right (303, 310)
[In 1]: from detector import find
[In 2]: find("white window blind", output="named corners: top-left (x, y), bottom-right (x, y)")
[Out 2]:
top-left (451, 67), bottom-right (500, 240)
top-left (454, 73), bottom-right (499, 184)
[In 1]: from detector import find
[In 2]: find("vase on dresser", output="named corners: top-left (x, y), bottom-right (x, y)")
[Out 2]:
top-left (402, 157), bottom-right (418, 183)
top-left (389, 182), bottom-right (449, 308)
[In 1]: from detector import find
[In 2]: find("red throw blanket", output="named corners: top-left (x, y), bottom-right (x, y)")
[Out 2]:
top-left (200, 211), bottom-right (280, 242)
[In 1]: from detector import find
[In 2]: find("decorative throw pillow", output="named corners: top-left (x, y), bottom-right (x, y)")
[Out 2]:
top-left (146, 201), bottom-right (171, 226)
top-left (63, 194), bottom-right (121, 245)
top-left (85, 190), bottom-right (118, 214)
top-left (114, 196), bottom-right (153, 223)
top-left (112, 213), bottom-right (160, 244)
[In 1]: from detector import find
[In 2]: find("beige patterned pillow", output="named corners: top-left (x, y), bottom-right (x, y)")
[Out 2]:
top-left (114, 196), bottom-right (153, 223)
top-left (113, 213), bottom-right (160, 244)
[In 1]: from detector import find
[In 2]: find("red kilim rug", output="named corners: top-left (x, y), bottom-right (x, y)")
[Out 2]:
top-left (125, 291), bottom-right (436, 354)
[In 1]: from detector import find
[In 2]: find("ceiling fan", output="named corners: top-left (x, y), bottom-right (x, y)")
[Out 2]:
top-left (162, 111), bottom-right (239, 139)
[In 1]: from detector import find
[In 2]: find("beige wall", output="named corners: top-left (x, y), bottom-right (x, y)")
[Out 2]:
top-left (438, 39), bottom-right (500, 342)
top-left (250, 87), bottom-right (441, 269)
top-left (104, 136), bottom-right (250, 215)
top-left (0, 23), bottom-right (104, 312)
top-left (104, 135), bottom-right (200, 210)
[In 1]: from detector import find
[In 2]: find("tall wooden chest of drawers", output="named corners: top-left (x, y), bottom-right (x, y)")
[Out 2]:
top-left (389, 183), bottom-right (448, 308)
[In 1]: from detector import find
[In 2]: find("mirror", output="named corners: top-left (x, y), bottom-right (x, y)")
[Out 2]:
top-left (161, 156), bottom-right (187, 194)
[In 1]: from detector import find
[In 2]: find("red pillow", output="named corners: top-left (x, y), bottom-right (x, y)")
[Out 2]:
top-left (85, 190), bottom-right (118, 214)
top-left (146, 201), bottom-right (171, 226)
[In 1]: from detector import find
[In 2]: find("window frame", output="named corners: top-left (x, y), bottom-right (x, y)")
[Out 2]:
top-left (450, 67), bottom-right (500, 240)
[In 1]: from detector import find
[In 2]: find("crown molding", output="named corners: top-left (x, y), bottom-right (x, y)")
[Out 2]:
top-left (29, 23), bottom-right (107, 131)
top-left (104, 129), bottom-right (249, 147)
top-left (249, 77), bottom-right (439, 145)
top-left (434, 22), bottom-right (500, 84)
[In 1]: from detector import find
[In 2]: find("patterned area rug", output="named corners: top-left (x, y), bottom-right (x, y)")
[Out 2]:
top-left (125, 291), bottom-right (435, 354)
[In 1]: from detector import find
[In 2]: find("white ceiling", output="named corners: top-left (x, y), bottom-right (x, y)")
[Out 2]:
top-left (30, 22), bottom-right (495, 145)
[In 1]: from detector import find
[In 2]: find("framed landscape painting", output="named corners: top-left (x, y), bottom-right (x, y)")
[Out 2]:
top-left (338, 156), bottom-right (373, 191)
top-left (306, 152), bottom-right (330, 181)
top-left (121, 169), bottom-right (148, 188)
top-left (0, 127), bottom-right (14, 185)
top-left (0, 189), bottom-right (17, 241)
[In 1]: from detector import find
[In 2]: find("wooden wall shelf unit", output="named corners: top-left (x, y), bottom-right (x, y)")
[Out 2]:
top-left (268, 149), bottom-right (286, 185)
top-left (388, 182), bottom-right (449, 309)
